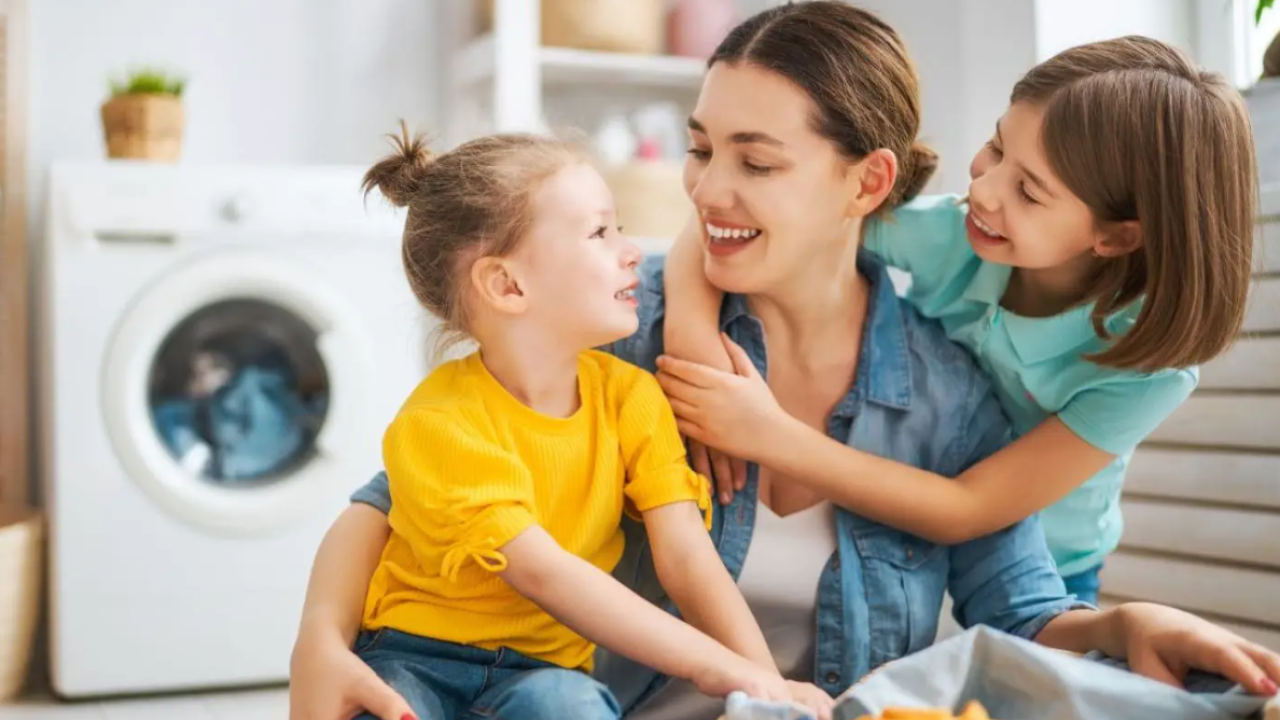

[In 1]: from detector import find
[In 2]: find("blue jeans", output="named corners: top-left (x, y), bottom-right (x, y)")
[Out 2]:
top-left (1062, 563), bottom-right (1103, 605)
top-left (353, 628), bottom-right (621, 720)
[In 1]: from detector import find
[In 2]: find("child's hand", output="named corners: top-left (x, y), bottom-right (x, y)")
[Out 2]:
top-left (689, 438), bottom-right (748, 505)
top-left (692, 655), bottom-right (792, 704)
top-left (657, 333), bottom-right (787, 465)
top-left (289, 632), bottom-right (414, 720)
top-left (786, 680), bottom-right (835, 720)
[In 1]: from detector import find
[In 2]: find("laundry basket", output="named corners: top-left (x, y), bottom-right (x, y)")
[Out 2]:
top-left (0, 506), bottom-right (41, 702)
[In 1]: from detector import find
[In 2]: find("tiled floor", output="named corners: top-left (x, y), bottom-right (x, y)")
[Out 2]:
top-left (2, 686), bottom-right (288, 720)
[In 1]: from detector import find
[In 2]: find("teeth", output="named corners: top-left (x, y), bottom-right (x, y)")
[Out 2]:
top-left (971, 214), bottom-right (1002, 239)
top-left (615, 288), bottom-right (635, 300)
top-left (704, 222), bottom-right (762, 241)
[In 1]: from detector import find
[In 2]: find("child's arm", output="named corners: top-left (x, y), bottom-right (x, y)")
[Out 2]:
top-left (496, 525), bottom-right (788, 701)
top-left (663, 216), bottom-right (747, 502)
top-left (656, 336), bottom-right (1196, 545)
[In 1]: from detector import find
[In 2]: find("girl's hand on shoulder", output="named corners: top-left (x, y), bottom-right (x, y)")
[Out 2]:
top-left (657, 333), bottom-right (788, 466)
top-left (289, 631), bottom-right (415, 720)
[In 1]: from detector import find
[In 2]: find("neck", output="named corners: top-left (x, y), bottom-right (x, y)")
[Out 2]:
top-left (748, 238), bottom-right (868, 369)
top-left (1005, 253), bottom-right (1095, 317)
top-left (474, 322), bottom-right (582, 418)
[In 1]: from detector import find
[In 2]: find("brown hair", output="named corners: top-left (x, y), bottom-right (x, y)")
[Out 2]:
top-left (362, 122), bottom-right (586, 351)
top-left (708, 1), bottom-right (937, 214)
top-left (1012, 36), bottom-right (1256, 371)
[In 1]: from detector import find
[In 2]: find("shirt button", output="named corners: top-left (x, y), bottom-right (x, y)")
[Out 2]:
top-left (905, 546), bottom-right (914, 560)
top-left (825, 671), bottom-right (841, 685)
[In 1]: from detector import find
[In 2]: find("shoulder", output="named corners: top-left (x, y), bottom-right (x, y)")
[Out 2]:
top-left (1058, 362), bottom-right (1198, 455)
top-left (580, 350), bottom-right (660, 397)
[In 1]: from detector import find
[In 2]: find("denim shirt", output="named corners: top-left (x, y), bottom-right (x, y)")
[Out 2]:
top-left (350, 251), bottom-right (1087, 714)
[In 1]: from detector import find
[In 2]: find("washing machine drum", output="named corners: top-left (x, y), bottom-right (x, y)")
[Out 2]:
top-left (102, 251), bottom-right (372, 535)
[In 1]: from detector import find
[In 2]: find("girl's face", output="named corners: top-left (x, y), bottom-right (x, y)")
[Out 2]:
top-left (682, 62), bottom-right (866, 296)
top-left (509, 162), bottom-right (643, 349)
top-left (965, 101), bottom-right (1102, 271)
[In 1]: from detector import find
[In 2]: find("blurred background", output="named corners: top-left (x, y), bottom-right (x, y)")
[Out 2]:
top-left (0, 0), bottom-right (1276, 717)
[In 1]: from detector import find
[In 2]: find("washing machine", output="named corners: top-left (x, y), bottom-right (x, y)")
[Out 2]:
top-left (38, 162), bottom-right (432, 697)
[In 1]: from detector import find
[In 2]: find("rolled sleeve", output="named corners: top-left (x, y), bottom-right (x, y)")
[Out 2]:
top-left (617, 368), bottom-right (712, 529)
top-left (947, 381), bottom-right (1090, 639)
top-left (350, 471), bottom-right (392, 514)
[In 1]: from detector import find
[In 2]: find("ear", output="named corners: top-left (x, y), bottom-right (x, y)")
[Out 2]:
top-left (469, 256), bottom-right (528, 315)
top-left (1094, 220), bottom-right (1142, 258)
top-left (844, 148), bottom-right (898, 218)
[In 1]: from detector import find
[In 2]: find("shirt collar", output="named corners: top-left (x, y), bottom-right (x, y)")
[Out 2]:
top-left (719, 249), bottom-right (912, 415)
top-left (959, 257), bottom-right (1137, 365)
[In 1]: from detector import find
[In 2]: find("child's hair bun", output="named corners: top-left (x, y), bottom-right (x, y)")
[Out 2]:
top-left (362, 120), bottom-right (434, 208)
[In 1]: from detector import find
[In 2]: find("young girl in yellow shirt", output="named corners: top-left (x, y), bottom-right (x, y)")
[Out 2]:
top-left (348, 124), bottom-right (831, 720)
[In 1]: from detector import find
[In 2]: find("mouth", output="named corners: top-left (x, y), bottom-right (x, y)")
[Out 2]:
top-left (965, 211), bottom-right (1009, 248)
top-left (704, 220), bottom-right (762, 257)
top-left (614, 282), bottom-right (639, 303)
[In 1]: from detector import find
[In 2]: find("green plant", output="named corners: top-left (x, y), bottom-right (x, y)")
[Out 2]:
top-left (1259, 0), bottom-right (1275, 24)
top-left (109, 67), bottom-right (186, 98)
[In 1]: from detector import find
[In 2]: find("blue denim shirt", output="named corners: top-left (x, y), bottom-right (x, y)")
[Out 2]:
top-left (351, 251), bottom-right (1087, 714)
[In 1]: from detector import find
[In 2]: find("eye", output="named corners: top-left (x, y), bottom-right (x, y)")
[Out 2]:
top-left (686, 147), bottom-right (711, 161)
top-left (744, 161), bottom-right (772, 176)
top-left (590, 225), bottom-right (607, 239)
top-left (985, 140), bottom-right (1003, 158)
top-left (1017, 182), bottom-right (1038, 205)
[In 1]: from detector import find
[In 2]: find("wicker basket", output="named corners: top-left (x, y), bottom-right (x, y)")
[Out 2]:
top-left (602, 159), bottom-right (693, 240)
top-left (100, 93), bottom-right (184, 162)
top-left (480, 0), bottom-right (665, 55)
top-left (0, 506), bottom-right (41, 702)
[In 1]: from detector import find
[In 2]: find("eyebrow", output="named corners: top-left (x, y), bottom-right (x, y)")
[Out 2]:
top-left (995, 120), bottom-right (1057, 200)
top-left (688, 116), bottom-right (784, 147)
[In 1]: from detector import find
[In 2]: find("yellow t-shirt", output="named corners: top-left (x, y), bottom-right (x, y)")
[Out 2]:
top-left (362, 350), bottom-right (711, 671)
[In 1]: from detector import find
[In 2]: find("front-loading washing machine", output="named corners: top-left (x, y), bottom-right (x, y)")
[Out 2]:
top-left (38, 162), bottom-right (432, 697)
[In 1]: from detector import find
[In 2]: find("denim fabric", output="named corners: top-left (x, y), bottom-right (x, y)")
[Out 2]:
top-left (351, 251), bottom-right (1090, 716)
top-left (351, 628), bottom-right (620, 720)
top-left (1062, 564), bottom-right (1103, 606)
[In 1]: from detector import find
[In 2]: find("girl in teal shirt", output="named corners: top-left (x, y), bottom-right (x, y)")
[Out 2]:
top-left (657, 35), bottom-right (1257, 604)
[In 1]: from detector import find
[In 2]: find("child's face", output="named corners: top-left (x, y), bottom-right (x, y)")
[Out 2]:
top-left (966, 101), bottom-right (1101, 272)
top-left (512, 162), bottom-right (642, 349)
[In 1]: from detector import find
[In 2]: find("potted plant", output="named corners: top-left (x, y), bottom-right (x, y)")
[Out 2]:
top-left (101, 67), bottom-right (186, 162)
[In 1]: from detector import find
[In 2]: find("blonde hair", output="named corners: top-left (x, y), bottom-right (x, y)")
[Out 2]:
top-left (1011, 36), bottom-right (1257, 371)
top-left (362, 122), bottom-right (587, 352)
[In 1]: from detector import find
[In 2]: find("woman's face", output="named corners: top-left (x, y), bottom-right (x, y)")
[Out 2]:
top-left (683, 62), bottom-right (865, 296)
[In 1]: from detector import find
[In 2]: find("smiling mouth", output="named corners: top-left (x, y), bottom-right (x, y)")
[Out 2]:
top-left (614, 286), bottom-right (637, 301)
top-left (970, 213), bottom-right (1003, 239)
top-left (704, 222), bottom-right (762, 244)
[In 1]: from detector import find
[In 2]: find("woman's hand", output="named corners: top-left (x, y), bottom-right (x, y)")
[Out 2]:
top-left (288, 631), bottom-right (415, 720)
top-left (688, 438), bottom-right (748, 505)
top-left (1113, 603), bottom-right (1280, 696)
top-left (657, 333), bottom-right (789, 465)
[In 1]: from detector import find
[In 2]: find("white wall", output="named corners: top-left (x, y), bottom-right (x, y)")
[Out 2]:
top-left (27, 0), bottom-right (442, 241)
top-left (1034, 0), bottom-right (1196, 61)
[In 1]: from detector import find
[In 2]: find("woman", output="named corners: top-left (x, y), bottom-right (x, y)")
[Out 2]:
top-left (289, 5), bottom-right (1280, 719)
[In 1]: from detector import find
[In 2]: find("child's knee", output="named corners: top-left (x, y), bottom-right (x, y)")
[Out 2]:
top-left (492, 668), bottom-right (620, 720)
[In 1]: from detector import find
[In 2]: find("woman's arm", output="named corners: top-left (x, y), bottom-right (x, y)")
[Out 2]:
top-left (1034, 605), bottom-right (1280, 696)
top-left (663, 214), bottom-right (731, 372)
top-left (289, 504), bottom-right (413, 720)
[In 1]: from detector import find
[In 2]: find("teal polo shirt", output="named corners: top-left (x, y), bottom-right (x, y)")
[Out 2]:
top-left (865, 194), bottom-right (1197, 576)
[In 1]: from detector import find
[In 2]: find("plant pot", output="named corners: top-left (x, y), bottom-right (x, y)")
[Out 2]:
top-left (0, 506), bottom-right (42, 702)
top-left (1264, 28), bottom-right (1279, 79)
top-left (101, 93), bottom-right (184, 162)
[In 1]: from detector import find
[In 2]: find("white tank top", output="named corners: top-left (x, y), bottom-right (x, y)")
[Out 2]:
top-left (630, 500), bottom-right (839, 720)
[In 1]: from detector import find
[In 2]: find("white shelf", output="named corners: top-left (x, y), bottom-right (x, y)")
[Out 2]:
top-left (454, 34), bottom-right (706, 91)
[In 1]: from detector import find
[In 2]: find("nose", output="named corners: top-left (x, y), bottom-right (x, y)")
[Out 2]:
top-left (967, 168), bottom-right (1001, 215)
top-left (620, 235), bottom-right (642, 268)
top-left (687, 157), bottom-right (734, 214)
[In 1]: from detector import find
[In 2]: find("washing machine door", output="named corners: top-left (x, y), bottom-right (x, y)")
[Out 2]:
top-left (101, 249), bottom-right (375, 536)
